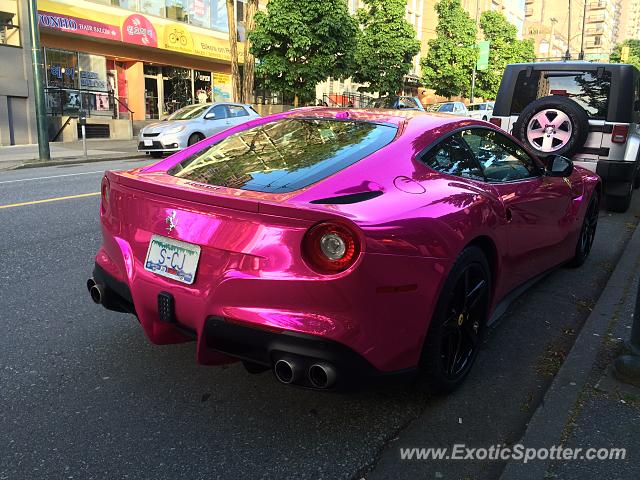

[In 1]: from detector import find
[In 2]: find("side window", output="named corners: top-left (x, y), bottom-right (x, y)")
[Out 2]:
top-left (461, 128), bottom-right (540, 182)
top-left (420, 133), bottom-right (484, 180)
top-left (228, 105), bottom-right (249, 118)
top-left (208, 105), bottom-right (228, 119)
top-left (439, 103), bottom-right (454, 112)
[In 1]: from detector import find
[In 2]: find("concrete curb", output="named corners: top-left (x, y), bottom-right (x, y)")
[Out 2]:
top-left (0, 153), bottom-right (147, 171)
top-left (498, 220), bottom-right (640, 479)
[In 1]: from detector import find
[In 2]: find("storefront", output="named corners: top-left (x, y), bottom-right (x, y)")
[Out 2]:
top-left (37, 0), bottom-right (240, 122)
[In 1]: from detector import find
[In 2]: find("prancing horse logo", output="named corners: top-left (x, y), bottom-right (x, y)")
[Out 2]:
top-left (166, 210), bottom-right (178, 233)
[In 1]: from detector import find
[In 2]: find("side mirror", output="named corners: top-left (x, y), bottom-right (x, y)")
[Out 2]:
top-left (545, 155), bottom-right (573, 177)
top-left (204, 112), bottom-right (216, 120)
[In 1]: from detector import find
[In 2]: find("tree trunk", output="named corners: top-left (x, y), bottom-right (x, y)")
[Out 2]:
top-left (294, 95), bottom-right (299, 108)
top-left (226, 0), bottom-right (242, 102)
top-left (242, 0), bottom-right (258, 104)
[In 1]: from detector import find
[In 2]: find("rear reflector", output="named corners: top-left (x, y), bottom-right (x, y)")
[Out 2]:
top-left (611, 124), bottom-right (629, 144)
top-left (489, 118), bottom-right (502, 128)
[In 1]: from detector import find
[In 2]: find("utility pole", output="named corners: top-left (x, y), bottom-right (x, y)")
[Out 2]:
top-left (470, 0), bottom-right (481, 102)
top-left (565, 0), bottom-right (572, 60)
top-left (579, 0), bottom-right (587, 59)
top-left (27, 0), bottom-right (50, 161)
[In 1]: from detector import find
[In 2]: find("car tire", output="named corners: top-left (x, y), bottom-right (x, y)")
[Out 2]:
top-left (633, 168), bottom-right (640, 190)
top-left (606, 191), bottom-right (632, 213)
top-left (416, 246), bottom-right (491, 394)
top-left (482, 116), bottom-right (488, 121)
top-left (568, 192), bottom-right (599, 267)
top-left (512, 96), bottom-right (589, 158)
top-left (188, 133), bottom-right (204, 146)
top-left (150, 151), bottom-right (163, 158)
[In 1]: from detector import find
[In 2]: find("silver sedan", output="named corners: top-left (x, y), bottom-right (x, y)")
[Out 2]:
top-left (138, 103), bottom-right (261, 157)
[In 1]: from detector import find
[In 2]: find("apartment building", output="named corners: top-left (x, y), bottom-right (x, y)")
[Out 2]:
top-left (524, 0), bottom-right (623, 61)
top-left (616, 0), bottom-right (640, 43)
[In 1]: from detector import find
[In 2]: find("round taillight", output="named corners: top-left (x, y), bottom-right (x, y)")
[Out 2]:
top-left (303, 223), bottom-right (361, 273)
top-left (101, 176), bottom-right (110, 212)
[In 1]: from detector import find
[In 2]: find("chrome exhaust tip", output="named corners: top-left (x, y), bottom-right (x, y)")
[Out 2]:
top-left (308, 363), bottom-right (336, 389)
top-left (89, 283), bottom-right (104, 305)
top-left (274, 358), bottom-right (300, 384)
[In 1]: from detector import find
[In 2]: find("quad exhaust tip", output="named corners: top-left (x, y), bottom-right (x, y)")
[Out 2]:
top-left (308, 363), bottom-right (336, 389)
top-left (87, 278), bottom-right (104, 305)
top-left (274, 358), bottom-right (300, 384)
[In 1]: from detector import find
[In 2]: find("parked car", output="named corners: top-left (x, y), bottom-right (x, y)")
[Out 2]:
top-left (367, 96), bottom-right (425, 111)
top-left (491, 61), bottom-right (640, 212)
top-left (427, 101), bottom-right (469, 117)
top-left (90, 108), bottom-right (600, 393)
top-left (467, 102), bottom-right (494, 120)
top-left (138, 103), bottom-right (260, 157)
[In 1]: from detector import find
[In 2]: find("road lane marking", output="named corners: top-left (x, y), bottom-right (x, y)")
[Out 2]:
top-left (0, 170), bottom-right (105, 185)
top-left (0, 192), bottom-right (100, 209)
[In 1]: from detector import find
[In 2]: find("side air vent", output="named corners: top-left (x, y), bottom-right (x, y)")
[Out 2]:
top-left (309, 190), bottom-right (383, 205)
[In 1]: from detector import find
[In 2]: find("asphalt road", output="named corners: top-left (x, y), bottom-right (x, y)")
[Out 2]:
top-left (1, 160), bottom-right (638, 480)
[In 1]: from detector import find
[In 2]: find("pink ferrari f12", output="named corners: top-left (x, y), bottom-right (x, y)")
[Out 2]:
top-left (89, 108), bottom-right (600, 392)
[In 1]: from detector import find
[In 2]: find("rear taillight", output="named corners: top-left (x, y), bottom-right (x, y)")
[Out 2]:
top-left (302, 223), bottom-right (361, 274)
top-left (489, 117), bottom-right (502, 128)
top-left (101, 176), bottom-right (110, 213)
top-left (611, 124), bottom-right (629, 144)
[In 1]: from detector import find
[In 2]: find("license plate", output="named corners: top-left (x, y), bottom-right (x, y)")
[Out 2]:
top-left (144, 139), bottom-right (153, 146)
top-left (144, 235), bottom-right (201, 284)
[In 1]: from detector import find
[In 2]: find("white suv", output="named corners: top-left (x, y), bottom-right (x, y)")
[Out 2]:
top-left (491, 62), bottom-right (640, 212)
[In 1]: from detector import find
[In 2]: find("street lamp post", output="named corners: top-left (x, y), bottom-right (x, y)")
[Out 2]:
top-left (470, 0), bottom-right (481, 102)
top-left (579, 0), bottom-right (587, 60)
top-left (565, 0), bottom-right (572, 60)
top-left (27, 0), bottom-right (50, 162)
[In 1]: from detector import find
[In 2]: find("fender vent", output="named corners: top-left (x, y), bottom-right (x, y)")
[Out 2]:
top-left (309, 190), bottom-right (383, 205)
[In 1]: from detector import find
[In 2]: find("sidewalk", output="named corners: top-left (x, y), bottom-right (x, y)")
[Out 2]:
top-left (0, 139), bottom-right (145, 171)
top-left (500, 221), bottom-right (640, 479)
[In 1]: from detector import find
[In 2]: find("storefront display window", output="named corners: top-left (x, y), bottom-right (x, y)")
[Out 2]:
top-left (46, 49), bottom-right (79, 89)
top-left (188, 0), bottom-right (210, 28)
top-left (194, 70), bottom-right (212, 103)
top-left (0, 0), bottom-right (20, 47)
top-left (209, 0), bottom-right (228, 32)
top-left (45, 48), bottom-right (115, 117)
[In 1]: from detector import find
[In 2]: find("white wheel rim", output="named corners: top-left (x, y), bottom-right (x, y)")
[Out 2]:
top-left (526, 109), bottom-right (573, 152)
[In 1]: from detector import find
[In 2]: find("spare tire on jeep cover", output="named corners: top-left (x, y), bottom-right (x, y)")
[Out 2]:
top-left (512, 95), bottom-right (590, 158)
top-left (492, 62), bottom-right (640, 213)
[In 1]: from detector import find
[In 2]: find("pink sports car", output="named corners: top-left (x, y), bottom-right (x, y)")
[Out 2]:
top-left (89, 108), bottom-right (600, 392)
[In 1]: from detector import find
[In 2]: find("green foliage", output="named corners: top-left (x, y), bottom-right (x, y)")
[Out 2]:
top-left (610, 39), bottom-right (640, 71)
top-left (352, 0), bottom-right (421, 95)
top-left (249, 0), bottom-right (358, 103)
top-left (475, 11), bottom-right (535, 100)
top-left (421, 0), bottom-right (478, 98)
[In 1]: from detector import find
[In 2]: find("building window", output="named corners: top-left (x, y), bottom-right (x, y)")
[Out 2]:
top-left (0, 0), bottom-right (20, 47)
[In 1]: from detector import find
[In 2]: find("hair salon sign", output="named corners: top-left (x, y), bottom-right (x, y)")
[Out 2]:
top-left (38, 11), bottom-right (121, 41)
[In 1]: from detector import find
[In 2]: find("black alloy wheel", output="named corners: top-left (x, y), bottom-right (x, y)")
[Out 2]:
top-left (569, 194), bottom-right (599, 267)
top-left (418, 246), bottom-right (491, 393)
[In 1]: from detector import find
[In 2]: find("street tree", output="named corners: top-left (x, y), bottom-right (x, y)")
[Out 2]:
top-left (242, 0), bottom-right (259, 103)
top-left (226, 0), bottom-right (242, 101)
top-left (421, 0), bottom-right (477, 99)
top-left (610, 39), bottom-right (640, 71)
top-left (353, 0), bottom-right (421, 95)
top-left (249, 0), bottom-right (358, 106)
top-left (475, 11), bottom-right (535, 100)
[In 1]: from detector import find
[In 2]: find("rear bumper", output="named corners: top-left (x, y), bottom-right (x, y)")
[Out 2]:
top-left (91, 261), bottom-right (418, 388)
top-left (595, 160), bottom-right (636, 197)
top-left (575, 159), bottom-right (636, 197)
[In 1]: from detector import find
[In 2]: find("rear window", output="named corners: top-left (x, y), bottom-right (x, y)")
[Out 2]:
top-left (510, 70), bottom-right (611, 118)
top-left (168, 118), bottom-right (397, 193)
